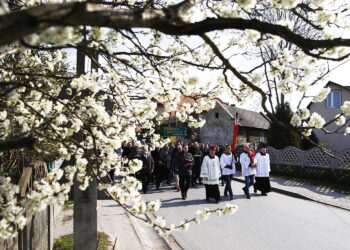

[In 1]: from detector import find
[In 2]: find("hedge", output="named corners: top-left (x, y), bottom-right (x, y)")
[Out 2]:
top-left (271, 164), bottom-right (350, 189)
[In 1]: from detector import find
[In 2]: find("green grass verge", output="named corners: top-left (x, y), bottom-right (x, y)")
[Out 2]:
top-left (63, 201), bottom-right (74, 211)
top-left (53, 232), bottom-right (111, 250)
top-left (271, 164), bottom-right (350, 195)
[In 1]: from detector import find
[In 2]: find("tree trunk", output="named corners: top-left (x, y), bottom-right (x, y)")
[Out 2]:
top-left (73, 177), bottom-right (97, 250)
top-left (73, 43), bottom-right (98, 250)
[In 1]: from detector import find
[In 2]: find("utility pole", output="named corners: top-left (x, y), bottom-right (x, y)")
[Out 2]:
top-left (73, 43), bottom-right (98, 250)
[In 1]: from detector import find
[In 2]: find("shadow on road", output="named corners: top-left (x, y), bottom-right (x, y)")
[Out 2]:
top-left (160, 198), bottom-right (211, 208)
top-left (272, 178), bottom-right (350, 200)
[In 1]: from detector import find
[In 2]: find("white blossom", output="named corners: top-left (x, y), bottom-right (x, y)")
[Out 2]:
top-left (291, 114), bottom-right (302, 127)
top-left (313, 87), bottom-right (331, 103)
top-left (0, 111), bottom-right (7, 120)
top-left (147, 200), bottom-right (161, 213)
top-left (308, 113), bottom-right (326, 129)
top-left (180, 221), bottom-right (190, 231)
top-left (3, 0), bottom-right (350, 239)
top-left (344, 127), bottom-right (350, 135)
top-left (340, 101), bottom-right (350, 115)
top-left (222, 204), bottom-right (238, 215)
top-left (297, 109), bottom-right (310, 120)
top-left (334, 114), bottom-right (346, 126)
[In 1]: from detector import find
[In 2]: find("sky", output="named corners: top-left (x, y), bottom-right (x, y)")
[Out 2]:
top-left (63, 15), bottom-right (350, 114)
top-left (65, 45), bottom-right (350, 113)
top-left (192, 56), bottom-right (350, 112)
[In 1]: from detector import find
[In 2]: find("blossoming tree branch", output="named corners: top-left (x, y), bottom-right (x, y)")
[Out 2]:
top-left (0, 0), bottom-right (350, 243)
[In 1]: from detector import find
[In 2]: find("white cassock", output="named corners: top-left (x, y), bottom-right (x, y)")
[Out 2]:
top-left (200, 155), bottom-right (221, 185)
top-left (255, 153), bottom-right (271, 177)
top-left (240, 152), bottom-right (256, 177)
top-left (220, 153), bottom-right (236, 175)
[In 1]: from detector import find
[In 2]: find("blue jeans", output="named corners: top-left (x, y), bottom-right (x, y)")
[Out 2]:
top-left (223, 175), bottom-right (233, 197)
top-left (244, 175), bottom-right (255, 194)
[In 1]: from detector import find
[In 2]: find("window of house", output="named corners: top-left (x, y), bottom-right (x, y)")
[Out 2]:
top-left (259, 131), bottom-right (266, 142)
top-left (215, 112), bottom-right (219, 119)
top-left (326, 91), bottom-right (342, 108)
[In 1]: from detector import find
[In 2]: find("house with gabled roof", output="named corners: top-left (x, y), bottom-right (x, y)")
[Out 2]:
top-left (308, 81), bottom-right (350, 152)
top-left (200, 100), bottom-right (270, 148)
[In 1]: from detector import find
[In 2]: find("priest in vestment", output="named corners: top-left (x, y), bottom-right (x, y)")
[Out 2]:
top-left (200, 145), bottom-right (221, 203)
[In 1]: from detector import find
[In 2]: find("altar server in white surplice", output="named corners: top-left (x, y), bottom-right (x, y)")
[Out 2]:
top-left (254, 143), bottom-right (271, 196)
top-left (220, 145), bottom-right (236, 200)
top-left (200, 145), bottom-right (221, 203)
top-left (240, 143), bottom-right (257, 199)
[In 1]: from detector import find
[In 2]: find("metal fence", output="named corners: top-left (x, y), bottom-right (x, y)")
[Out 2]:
top-left (266, 146), bottom-right (350, 170)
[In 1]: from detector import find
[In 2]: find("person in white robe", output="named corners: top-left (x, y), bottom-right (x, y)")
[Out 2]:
top-left (254, 143), bottom-right (271, 196)
top-left (240, 143), bottom-right (257, 199)
top-left (200, 145), bottom-right (221, 202)
top-left (220, 145), bottom-right (236, 200)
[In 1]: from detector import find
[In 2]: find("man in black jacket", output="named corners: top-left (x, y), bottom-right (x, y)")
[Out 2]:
top-left (171, 144), bottom-right (182, 191)
top-left (160, 145), bottom-right (171, 185)
top-left (151, 145), bottom-right (163, 190)
top-left (137, 147), bottom-right (154, 194)
top-left (191, 142), bottom-right (203, 186)
top-left (176, 145), bottom-right (194, 200)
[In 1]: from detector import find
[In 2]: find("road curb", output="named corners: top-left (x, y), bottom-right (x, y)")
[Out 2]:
top-left (232, 177), bottom-right (350, 212)
top-left (146, 213), bottom-right (184, 250)
top-left (127, 211), bottom-right (171, 250)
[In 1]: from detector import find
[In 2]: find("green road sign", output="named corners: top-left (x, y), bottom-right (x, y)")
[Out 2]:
top-left (163, 127), bottom-right (187, 137)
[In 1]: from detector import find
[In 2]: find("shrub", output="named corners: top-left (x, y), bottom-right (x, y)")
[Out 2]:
top-left (271, 164), bottom-right (350, 189)
top-left (267, 103), bottom-right (301, 149)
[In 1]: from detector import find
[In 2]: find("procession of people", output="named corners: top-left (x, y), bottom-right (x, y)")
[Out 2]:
top-left (119, 140), bottom-right (271, 201)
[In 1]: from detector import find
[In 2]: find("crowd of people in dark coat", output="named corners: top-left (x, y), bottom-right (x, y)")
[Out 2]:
top-left (118, 141), bottom-right (271, 202)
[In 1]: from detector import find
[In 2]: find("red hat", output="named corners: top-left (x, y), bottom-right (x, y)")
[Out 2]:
top-left (209, 145), bottom-right (216, 151)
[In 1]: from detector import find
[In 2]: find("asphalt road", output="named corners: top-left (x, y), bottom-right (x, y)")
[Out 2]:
top-left (143, 181), bottom-right (350, 250)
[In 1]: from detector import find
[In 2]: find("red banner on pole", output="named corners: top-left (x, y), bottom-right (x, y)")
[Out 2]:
top-left (231, 113), bottom-right (239, 152)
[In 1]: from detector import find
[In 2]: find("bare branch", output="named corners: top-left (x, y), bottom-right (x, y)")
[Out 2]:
top-left (1, 2), bottom-right (350, 54)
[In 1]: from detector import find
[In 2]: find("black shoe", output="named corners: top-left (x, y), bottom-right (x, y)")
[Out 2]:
top-left (242, 187), bottom-right (248, 195)
top-left (261, 193), bottom-right (267, 196)
top-left (247, 194), bottom-right (251, 199)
